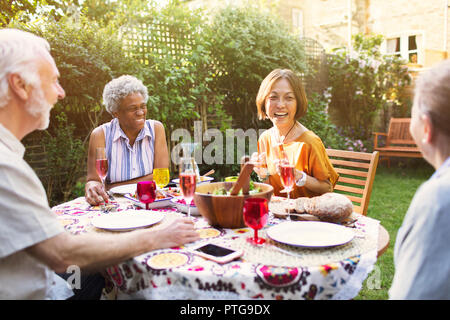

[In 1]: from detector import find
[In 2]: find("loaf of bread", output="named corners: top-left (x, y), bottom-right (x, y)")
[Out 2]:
top-left (295, 192), bottom-right (353, 223)
top-left (269, 196), bottom-right (295, 218)
top-left (294, 197), bottom-right (309, 213)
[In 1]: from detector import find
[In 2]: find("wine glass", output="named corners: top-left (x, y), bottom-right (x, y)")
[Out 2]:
top-left (243, 198), bottom-right (269, 245)
top-left (179, 157), bottom-right (197, 218)
top-left (153, 168), bottom-right (170, 189)
top-left (136, 181), bottom-right (156, 210)
top-left (278, 158), bottom-right (295, 220)
top-left (250, 152), bottom-right (268, 181)
top-left (95, 147), bottom-right (108, 205)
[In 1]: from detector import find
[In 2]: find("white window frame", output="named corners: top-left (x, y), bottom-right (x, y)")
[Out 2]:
top-left (381, 31), bottom-right (425, 65)
top-left (292, 8), bottom-right (304, 36)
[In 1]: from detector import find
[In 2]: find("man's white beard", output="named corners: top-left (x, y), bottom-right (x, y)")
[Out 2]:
top-left (25, 87), bottom-right (52, 130)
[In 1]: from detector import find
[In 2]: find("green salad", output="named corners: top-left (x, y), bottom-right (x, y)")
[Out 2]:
top-left (211, 181), bottom-right (262, 195)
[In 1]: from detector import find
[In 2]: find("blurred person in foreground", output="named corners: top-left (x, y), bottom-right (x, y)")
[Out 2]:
top-left (252, 68), bottom-right (338, 198)
top-left (389, 60), bottom-right (450, 299)
top-left (85, 75), bottom-right (169, 206)
top-left (0, 28), bottom-right (199, 300)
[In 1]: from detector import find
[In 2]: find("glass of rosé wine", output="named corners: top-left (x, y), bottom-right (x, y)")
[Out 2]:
top-left (95, 147), bottom-right (108, 205)
top-left (278, 157), bottom-right (295, 220)
top-left (179, 157), bottom-right (197, 218)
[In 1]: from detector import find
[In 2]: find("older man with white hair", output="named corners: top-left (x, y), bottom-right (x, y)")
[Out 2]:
top-left (0, 28), bottom-right (199, 300)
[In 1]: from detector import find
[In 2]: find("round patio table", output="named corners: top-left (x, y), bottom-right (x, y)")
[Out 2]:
top-left (52, 195), bottom-right (389, 300)
top-left (377, 225), bottom-right (390, 257)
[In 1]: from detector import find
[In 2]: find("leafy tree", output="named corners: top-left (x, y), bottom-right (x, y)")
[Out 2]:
top-left (79, 0), bottom-right (155, 27)
top-left (0, 0), bottom-right (70, 26)
top-left (207, 5), bottom-right (308, 131)
top-left (1, 0), bottom-right (40, 26)
top-left (13, 15), bottom-right (140, 137)
top-left (119, 1), bottom-right (230, 173)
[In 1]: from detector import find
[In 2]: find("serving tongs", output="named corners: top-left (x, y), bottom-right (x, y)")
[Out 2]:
top-left (229, 156), bottom-right (254, 196)
top-left (202, 169), bottom-right (215, 177)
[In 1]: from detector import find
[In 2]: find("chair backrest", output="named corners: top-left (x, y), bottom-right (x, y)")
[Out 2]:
top-left (326, 148), bottom-right (380, 216)
top-left (387, 118), bottom-right (416, 146)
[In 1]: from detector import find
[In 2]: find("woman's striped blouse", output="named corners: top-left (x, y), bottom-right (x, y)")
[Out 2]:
top-left (102, 118), bottom-right (155, 184)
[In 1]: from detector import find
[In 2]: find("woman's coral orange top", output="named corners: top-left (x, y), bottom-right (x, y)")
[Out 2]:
top-left (257, 129), bottom-right (339, 198)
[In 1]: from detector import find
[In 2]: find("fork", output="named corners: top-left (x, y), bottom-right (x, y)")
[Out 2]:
top-left (107, 190), bottom-right (116, 202)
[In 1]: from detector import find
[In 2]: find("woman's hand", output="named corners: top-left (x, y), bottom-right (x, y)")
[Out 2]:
top-left (250, 152), bottom-right (268, 180)
top-left (85, 180), bottom-right (109, 206)
top-left (294, 169), bottom-right (306, 182)
top-left (273, 157), bottom-right (291, 177)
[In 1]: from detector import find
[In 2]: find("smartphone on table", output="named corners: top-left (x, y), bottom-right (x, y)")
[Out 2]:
top-left (189, 242), bottom-right (243, 264)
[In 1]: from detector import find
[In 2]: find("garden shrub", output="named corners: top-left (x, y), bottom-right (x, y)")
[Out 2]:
top-left (327, 34), bottom-right (411, 148)
top-left (302, 92), bottom-right (347, 150)
top-left (41, 112), bottom-right (86, 206)
top-left (11, 15), bottom-right (141, 136)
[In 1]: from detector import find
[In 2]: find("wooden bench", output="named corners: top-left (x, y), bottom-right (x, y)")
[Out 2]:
top-left (373, 118), bottom-right (422, 167)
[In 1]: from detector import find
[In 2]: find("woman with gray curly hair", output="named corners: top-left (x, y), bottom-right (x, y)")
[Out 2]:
top-left (85, 75), bottom-right (169, 205)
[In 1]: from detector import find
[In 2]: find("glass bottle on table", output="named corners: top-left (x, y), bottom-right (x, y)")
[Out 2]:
top-left (179, 157), bottom-right (197, 218)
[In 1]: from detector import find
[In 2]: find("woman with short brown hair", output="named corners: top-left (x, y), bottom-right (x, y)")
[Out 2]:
top-left (254, 69), bottom-right (338, 198)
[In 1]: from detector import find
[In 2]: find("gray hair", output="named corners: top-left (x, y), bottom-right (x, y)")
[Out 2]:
top-left (102, 75), bottom-right (148, 114)
top-left (414, 59), bottom-right (450, 137)
top-left (0, 29), bottom-right (50, 108)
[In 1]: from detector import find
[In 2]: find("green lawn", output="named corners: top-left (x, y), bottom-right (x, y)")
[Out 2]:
top-left (354, 159), bottom-right (434, 299)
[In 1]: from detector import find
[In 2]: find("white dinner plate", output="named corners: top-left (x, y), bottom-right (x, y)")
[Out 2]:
top-left (110, 184), bottom-right (137, 195)
top-left (266, 221), bottom-right (355, 248)
top-left (91, 210), bottom-right (164, 231)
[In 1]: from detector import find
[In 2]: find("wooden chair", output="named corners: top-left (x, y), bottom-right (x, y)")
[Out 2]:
top-left (326, 149), bottom-right (380, 216)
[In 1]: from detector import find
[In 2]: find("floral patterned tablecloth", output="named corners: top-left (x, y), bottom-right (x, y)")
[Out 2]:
top-left (52, 196), bottom-right (379, 300)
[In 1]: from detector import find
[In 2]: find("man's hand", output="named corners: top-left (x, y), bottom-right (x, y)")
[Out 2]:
top-left (153, 218), bottom-right (200, 249)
